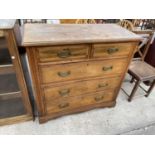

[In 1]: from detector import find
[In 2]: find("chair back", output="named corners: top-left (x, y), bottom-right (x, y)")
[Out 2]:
top-left (133, 30), bottom-right (154, 61)
top-left (75, 19), bottom-right (96, 24)
top-left (118, 20), bottom-right (134, 31)
top-left (118, 20), bottom-right (154, 61)
top-left (132, 19), bottom-right (143, 27)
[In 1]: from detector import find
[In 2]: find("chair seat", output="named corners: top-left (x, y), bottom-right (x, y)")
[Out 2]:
top-left (128, 61), bottom-right (155, 80)
top-left (138, 34), bottom-right (150, 38)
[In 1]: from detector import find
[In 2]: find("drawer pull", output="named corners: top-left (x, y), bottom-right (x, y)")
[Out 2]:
top-left (98, 83), bottom-right (108, 88)
top-left (95, 95), bottom-right (104, 102)
top-left (58, 102), bottom-right (69, 109)
top-left (57, 49), bottom-right (71, 58)
top-left (58, 71), bottom-right (71, 77)
top-left (102, 66), bottom-right (113, 71)
top-left (107, 47), bottom-right (119, 54)
top-left (59, 89), bottom-right (70, 96)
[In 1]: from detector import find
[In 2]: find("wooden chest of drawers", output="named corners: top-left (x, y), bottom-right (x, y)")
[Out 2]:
top-left (20, 24), bottom-right (141, 123)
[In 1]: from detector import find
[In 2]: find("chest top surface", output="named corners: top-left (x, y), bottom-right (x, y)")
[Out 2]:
top-left (21, 24), bottom-right (141, 46)
top-left (0, 19), bottom-right (16, 29)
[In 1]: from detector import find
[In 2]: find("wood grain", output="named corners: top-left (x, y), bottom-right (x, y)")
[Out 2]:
top-left (46, 90), bottom-right (116, 114)
top-left (0, 114), bottom-right (32, 126)
top-left (93, 43), bottom-right (135, 58)
top-left (40, 100), bottom-right (116, 123)
top-left (37, 44), bottom-right (89, 63)
top-left (39, 58), bottom-right (128, 84)
top-left (43, 76), bottom-right (121, 101)
top-left (21, 24), bottom-right (140, 123)
top-left (21, 24), bottom-right (141, 46)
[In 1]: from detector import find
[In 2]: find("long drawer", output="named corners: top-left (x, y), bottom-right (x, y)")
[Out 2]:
top-left (39, 58), bottom-right (128, 84)
top-left (93, 43), bottom-right (134, 58)
top-left (46, 90), bottom-right (116, 114)
top-left (43, 76), bottom-right (121, 101)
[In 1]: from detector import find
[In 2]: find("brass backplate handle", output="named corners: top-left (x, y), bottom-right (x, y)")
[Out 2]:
top-left (98, 83), bottom-right (108, 88)
top-left (58, 102), bottom-right (69, 109)
top-left (102, 66), bottom-right (113, 71)
top-left (107, 47), bottom-right (119, 54)
top-left (58, 71), bottom-right (71, 77)
top-left (59, 89), bottom-right (70, 96)
top-left (57, 49), bottom-right (71, 58)
top-left (95, 95), bottom-right (104, 102)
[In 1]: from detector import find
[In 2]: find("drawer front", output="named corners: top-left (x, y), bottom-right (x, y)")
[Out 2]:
top-left (93, 43), bottom-right (134, 58)
top-left (46, 90), bottom-right (115, 113)
top-left (39, 59), bottom-right (128, 84)
top-left (43, 77), bottom-right (121, 100)
top-left (37, 45), bottom-right (89, 62)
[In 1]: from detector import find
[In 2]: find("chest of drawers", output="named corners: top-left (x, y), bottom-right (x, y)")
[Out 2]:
top-left (20, 24), bottom-right (141, 123)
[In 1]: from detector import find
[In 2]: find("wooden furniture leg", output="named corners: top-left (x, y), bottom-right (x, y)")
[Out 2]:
top-left (128, 79), bottom-right (141, 102)
top-left (145, 79), bottom-right (155, 97)
top-left (130, 77), bottom-right (135, 83)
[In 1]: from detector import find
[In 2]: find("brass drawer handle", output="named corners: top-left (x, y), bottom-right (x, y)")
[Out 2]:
top-left (57, 49), bottom-right (71, 58)
top-left (59, 89), bottom-right (70, 96)
top-left (102, 66), bottom-right (113, 71)
top-left (98, 83), bottom-right (108, 88)
top-left (58, 71), bottom-right (71, 77)
top-left (107, 47), bottom-right (119, 54)
top-left (94, 95), bottom-right (104, 102)
top-left (58, 102), bottom-right (69, 109)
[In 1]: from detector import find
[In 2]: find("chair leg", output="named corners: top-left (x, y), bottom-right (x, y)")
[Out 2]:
top-left (130, 77), bottom-right (135, 83)
top-left (128, 79), bottom-right (140, 102)
top-left (145, 79), bottom-right (155, 97)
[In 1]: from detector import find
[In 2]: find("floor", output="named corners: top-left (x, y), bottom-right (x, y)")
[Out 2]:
top-left (0, 75), bottom-right (155, 135)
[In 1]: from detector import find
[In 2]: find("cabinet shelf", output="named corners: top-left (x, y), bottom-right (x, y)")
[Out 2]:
top-left (0, 37), bottom-right (12, 66)
top-left (0, 48), bottom-right (12, 65)
top-left (0, 64), bottom-right (14, 75)
top-left (0, 91), bottom-right (21, 100)
top-left (0, 73), bottom-right (20, 94)
top-left (0, 97), bottom-right (26, 119)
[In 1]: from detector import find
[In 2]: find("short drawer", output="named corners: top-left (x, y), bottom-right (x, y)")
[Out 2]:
top-left (46, 90), bottom-right (116, 113)
top-left (39, 58), bottom-right (128, 84)
top-left (93, 43), bottom-right (134, 58)
top-left (43, 77), bottom-right (121, 100)
top-left (37, 44), bottom-right (89, 63)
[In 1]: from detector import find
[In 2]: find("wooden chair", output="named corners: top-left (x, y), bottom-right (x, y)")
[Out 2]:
top-left (132, 19), bottom-right (143, 27)
top-left (122, 30), bottom-right (155, 101)
top-left (75, 19), bottom-right (96, 24)
top-left (118, 20), bottom-right (134, 31)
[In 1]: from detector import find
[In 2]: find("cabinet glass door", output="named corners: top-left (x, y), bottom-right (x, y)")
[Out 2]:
top-left (0, 36), bottom-right (26, 119)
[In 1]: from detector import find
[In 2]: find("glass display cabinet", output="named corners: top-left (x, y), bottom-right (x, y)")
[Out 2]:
top-left (0, 20), bottom-right (33, 125)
